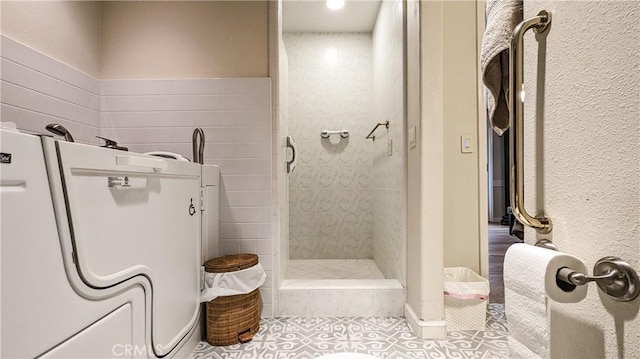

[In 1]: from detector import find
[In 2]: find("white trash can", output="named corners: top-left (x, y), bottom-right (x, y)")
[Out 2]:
top-left (443, 267), bottom-right (490, 331)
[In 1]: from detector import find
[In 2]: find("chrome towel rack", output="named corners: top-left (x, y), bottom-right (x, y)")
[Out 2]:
top-left (365, 121), bottom-right (389, 141)
top-left (509, 10), bottom-right (552, 234)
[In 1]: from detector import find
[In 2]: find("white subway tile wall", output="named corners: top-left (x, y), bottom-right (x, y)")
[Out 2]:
top-left (1, 36), bottom-right (277, 316)
top-left (285, 33), bottom-right (374, 260)
top-left (100, 77), bottom-right (274, 314)
top-left (0, 36), bottom-right (100, 143)
top-left (372, 0), bottom-right (406, 285)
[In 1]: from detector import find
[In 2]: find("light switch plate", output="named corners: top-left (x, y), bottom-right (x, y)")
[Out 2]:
top-left (409, 127), bottom-right (416, 149)
top-left (461, 135), bottom-right (472, 153)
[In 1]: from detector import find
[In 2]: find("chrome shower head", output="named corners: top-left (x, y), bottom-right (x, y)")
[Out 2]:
top-left (45, 123), bottom-right (74, 142)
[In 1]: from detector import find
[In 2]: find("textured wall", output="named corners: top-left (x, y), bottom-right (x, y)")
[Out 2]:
top-left (441, 1), bottom-right (481, 273)
top-left (1, 1), bottom-right (102, 77)
top-left (372, 0), bottom-right (406, 284)
top-left (285, 33), bottom-right (374, 259)
top-left (1, 1), bottom-right (268, 79)
top-left (523, 2), bottom-right (639, 357)
top-left (100, 1), bottom-right (268, 79)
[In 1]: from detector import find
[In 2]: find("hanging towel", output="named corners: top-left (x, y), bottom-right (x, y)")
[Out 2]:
top-left (481, 0), bottom-right (523, 136)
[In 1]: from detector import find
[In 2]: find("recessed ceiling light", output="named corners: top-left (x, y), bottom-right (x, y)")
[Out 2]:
top-left (327, 0), bottom-right (344, 11)
top-left (324, 47), bottom-right (338, 64)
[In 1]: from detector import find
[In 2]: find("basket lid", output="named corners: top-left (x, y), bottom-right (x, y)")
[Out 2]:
top-left (205, 253), bottom-right (259, 273)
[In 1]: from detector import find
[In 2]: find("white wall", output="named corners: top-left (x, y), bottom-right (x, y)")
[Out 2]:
top-left (441, 2), bottom-right (481, 273)
top-left (372, 0), bottom-right (406, 284)
top-left (1, 1), bottom-right (102, 77)
top-left (285, 33), bottom-right (375, 260)
top-left (406, 0), bottom-right (446, 337)
top-left (523, 2), bottom-right (639, 357)
top-left (406, 0), bottom-right (481, 337)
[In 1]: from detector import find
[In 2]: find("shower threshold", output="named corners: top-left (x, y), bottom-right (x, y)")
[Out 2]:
top-left (286, 259), bottom-right (385, 280)
top-left (279, 259), bottom-right (405, 317)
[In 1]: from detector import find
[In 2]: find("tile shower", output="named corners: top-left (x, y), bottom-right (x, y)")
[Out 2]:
top-left (279, 0), bottom-right (406, 316)
top-left (286, 32), bottom-right (375, 261)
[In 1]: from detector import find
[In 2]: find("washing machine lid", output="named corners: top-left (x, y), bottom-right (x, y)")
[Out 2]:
top-left (48, 139), bottom-right (202, 356)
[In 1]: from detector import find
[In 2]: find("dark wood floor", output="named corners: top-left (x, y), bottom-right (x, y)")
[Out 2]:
top-left (488, 223), bottom-right (522, 303)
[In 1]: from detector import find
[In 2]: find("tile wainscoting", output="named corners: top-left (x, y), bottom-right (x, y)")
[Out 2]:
top-left (0, 35), bottom-right (277, 316)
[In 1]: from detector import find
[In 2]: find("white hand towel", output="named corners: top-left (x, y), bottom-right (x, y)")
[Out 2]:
top-left (481, 0), bottom-right (523, 136)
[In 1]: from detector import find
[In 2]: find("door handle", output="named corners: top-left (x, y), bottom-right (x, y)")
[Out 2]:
top-left (116, 155), bottom-right (167, 172)
top-left (286, 136), bottom-right (296, 174)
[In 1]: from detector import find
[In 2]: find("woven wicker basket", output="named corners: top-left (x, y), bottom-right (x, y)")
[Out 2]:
top-left (205, 253), bottom-right (261, 346)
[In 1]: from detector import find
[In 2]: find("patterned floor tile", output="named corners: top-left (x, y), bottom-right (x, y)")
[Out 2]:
top-left (191, 304), bottom-right (508, 359)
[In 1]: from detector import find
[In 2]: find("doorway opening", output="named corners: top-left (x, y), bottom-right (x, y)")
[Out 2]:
top-left (486, 127), bottom-right (523, 303)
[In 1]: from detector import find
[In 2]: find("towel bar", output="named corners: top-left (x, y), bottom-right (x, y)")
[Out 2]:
top-left (509, 10), bottom-right (553, 234)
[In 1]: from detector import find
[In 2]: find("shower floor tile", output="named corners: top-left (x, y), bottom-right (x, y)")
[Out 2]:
top-left (286, 259), bottom-right (386, 280)
top-left (191, 304), bottom-right (508, 359)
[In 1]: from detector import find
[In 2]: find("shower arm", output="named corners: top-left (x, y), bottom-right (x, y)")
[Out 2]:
top-left (192, 128), bottom-right (205, 164)
top-left (365, 121), bottom-right (389, 141)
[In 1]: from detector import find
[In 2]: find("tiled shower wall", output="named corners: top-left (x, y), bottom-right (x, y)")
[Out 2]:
top-left (372, 0), bottom-right (406, 284)
top-left (285, 33), bottom-right (374, 259)
top-left (0, 36), bottom-right (276, 316)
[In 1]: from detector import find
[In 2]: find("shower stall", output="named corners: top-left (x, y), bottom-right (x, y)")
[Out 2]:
top-left (276, 0), bottom-right (407, 316)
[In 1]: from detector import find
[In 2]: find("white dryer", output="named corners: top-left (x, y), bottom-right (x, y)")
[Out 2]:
top-left (0, 127), bottom-right (219, 358)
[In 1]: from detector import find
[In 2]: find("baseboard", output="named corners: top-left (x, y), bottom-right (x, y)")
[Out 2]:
top-left (404, 303), bottom-right (447, 339)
